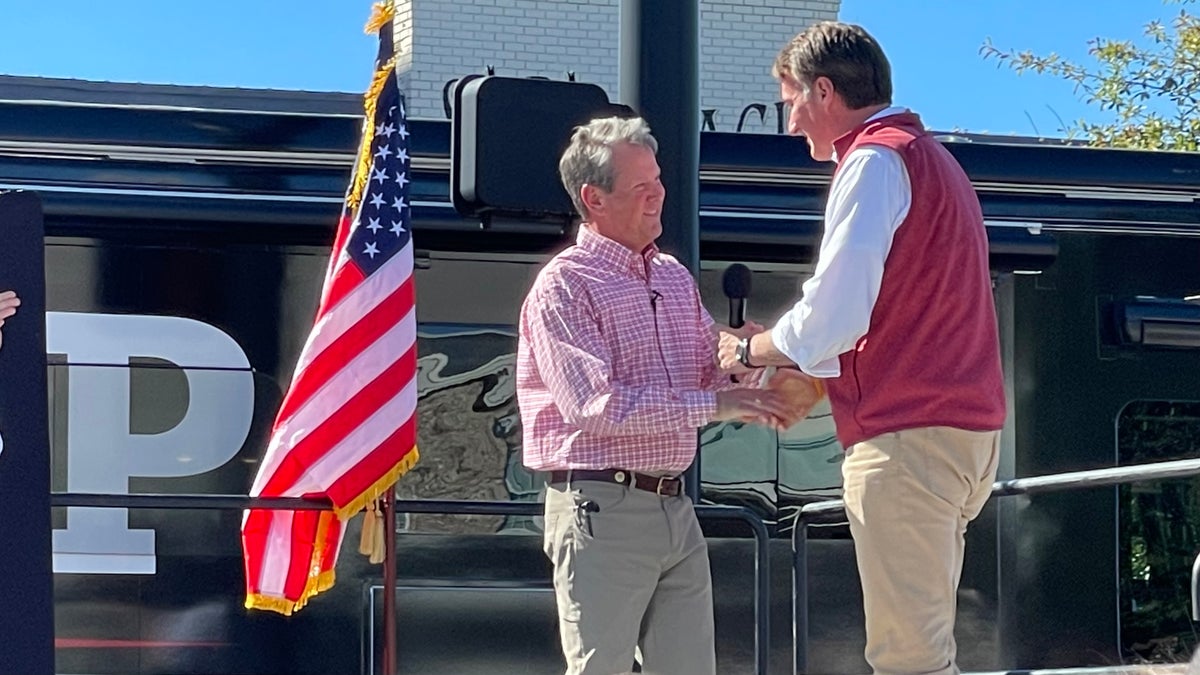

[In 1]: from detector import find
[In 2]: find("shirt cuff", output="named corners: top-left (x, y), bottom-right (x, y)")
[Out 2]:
top-left (770, 321), bottom-right (843, 378)
top-left (804, 356), bottom-right (841, 379)
top-left (683, 390), bottom-right (718, 427)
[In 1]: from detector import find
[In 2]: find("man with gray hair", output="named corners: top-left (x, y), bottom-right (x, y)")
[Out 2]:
top-left (516, 116), bottom-right (792, 675)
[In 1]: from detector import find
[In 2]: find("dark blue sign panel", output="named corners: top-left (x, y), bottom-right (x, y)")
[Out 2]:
top-left (0, 191), bottom-right (53, 675)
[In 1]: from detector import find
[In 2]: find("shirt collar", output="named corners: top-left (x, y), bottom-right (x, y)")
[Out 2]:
top-left (576, 226), bottom-right (659, 277)
top-left (831, 105), bottom-right (909, 163)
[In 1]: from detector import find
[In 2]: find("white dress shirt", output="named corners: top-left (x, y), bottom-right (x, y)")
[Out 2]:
top-left (770, 106), bottom-right (913, 377)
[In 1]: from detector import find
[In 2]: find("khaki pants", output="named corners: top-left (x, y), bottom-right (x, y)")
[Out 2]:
top-left (842, 426), bottom-right (1001, 675)
top-left (542, 479), bottom-right (716, 675)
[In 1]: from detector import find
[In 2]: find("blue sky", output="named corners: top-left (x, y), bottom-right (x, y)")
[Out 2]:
top-left (0, 0), bottom-right (1184, 137)
top-left (840, 0), bottom-right (1185, 135)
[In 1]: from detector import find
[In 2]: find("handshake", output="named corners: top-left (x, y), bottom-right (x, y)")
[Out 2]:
top-left (711, 322), bottom-right (825, 431)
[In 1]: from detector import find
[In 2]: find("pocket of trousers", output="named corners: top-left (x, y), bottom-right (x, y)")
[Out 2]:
top-left (570, 482), bottom-right (629, 542)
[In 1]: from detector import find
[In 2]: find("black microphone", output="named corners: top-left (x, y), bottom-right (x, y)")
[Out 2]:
top-left (721, 263), bottom-right (752, 328)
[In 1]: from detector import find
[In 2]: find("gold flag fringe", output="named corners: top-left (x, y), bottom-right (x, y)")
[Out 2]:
top-left (244, 448), bottom-right (419, 616)
top-left (348, 0), bottom-right (400, 211)
top-left (336, 446), bottom-right (420, 521)
top-left (364, 1), bottom-right (395, 35)
top-left (346, 56), bottom-right (398, 211)
top-left (244, 515), bottom-right (336, 616)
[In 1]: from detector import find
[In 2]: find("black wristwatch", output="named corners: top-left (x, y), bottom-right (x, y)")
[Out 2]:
top-left (735, 337), bottom-right (754, 368)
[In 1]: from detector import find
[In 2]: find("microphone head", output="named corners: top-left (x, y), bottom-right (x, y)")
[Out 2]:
top-left (722, 263), bottom-right (752, 300)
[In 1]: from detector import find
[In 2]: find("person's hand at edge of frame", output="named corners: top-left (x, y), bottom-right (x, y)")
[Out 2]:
top-left (0, 290), bottom-right (21, 352)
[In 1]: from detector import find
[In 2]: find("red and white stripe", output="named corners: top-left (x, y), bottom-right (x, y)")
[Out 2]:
top-left (242, 212), bottom-right (417, 611)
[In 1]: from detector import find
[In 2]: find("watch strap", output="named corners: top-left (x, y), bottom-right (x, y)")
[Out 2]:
top-left (737, 337), bottom-right (754, 368)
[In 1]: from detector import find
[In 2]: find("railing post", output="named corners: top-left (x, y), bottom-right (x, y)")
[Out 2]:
top-left (755, 514), bottom-right (770, 675)
top-left (792, 515), bottom-right (809, 675)
top-left (693, 505), bottom-right (771, 675)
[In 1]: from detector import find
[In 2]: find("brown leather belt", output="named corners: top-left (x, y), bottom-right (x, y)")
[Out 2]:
top-left (548, 469), bottom-right (683, 497)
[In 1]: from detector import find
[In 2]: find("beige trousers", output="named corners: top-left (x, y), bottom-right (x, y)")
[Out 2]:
top-left (542, 479), bottom-right (716, 675)
top-left (842, 426), bottom-right (1001, 675)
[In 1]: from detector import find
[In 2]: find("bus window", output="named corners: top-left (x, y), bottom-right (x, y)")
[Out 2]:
top-left (1118, 400), bottom-right (1200, 663)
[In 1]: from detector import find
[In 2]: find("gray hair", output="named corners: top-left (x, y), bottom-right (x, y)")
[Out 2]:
top-left (558, 116), bottom-right (658, 219)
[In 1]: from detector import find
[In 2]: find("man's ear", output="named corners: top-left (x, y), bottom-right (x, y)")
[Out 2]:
top-left (813, 76), bottom-right (836, 106)
top-left (580, 183), bottom-right (604, 217)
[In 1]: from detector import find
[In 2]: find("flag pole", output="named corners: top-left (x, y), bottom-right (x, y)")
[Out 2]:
top-left (383, 489), bottom-right (398, 675)
top-left (374, 5), bottom-right (402, 674)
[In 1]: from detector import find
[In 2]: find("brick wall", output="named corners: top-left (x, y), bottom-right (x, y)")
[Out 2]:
top-left (393, 0), bottom-right (839, 133)
top-left (700, 0), bottom-right (840, 133)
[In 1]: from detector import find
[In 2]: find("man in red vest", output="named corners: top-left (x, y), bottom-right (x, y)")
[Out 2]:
top-left (718, 21), bottom-right (1006, 675)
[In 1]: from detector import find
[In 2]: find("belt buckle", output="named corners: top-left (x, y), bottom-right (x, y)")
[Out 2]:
top-left (656, 476), bottom-right (670, 496)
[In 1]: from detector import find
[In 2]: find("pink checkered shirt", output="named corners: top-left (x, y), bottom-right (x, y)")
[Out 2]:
top-left (517, 226), bottom-right (729, 474)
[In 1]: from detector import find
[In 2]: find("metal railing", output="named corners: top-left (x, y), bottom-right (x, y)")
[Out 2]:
top-left (790, 457), bottom-right (1200, 675)
top-left (50, 493), bottom-right (772, 675)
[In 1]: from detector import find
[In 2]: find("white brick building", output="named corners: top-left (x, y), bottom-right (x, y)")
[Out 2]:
top-left (394, 0), bottom-right (840, 133)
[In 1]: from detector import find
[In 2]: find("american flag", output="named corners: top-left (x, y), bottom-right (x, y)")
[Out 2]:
top-left (241, 1), bottom-right (419, 615)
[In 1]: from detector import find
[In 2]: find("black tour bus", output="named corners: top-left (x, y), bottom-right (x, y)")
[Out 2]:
top-left (2, 75), bottom-right (1199, 674)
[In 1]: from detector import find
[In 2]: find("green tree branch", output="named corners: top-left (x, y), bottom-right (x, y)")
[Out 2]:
top-left (981, 1), bottom-right (1200, 150)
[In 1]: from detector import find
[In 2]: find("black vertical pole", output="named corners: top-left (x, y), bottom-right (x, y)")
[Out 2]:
top-left (0, 190), bottom-right (54, 675)
top-left (382, 492), bottom-right (398, 675)
top-left (619, 0), bottom-right (702, 501)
